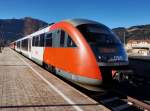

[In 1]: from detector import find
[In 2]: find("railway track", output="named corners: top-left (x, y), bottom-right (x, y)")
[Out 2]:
top-left (19, 52), bottom-right (149, 111)
top-left (48, 70), bottom-right (150, 111)
top-left (54, 73), bottom-right (150, 111)
top-left (87, 89), bottom-right (150, 111)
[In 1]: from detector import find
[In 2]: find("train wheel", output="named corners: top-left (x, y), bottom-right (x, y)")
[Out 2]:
top-left (43, 63), bottom-right (56, 74)
top-left (51, 66), bottom-right (56, 74)
top-left (43, 63), bottom-right (50, 71)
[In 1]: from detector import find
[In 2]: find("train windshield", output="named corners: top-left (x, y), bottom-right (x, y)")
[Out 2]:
top-left (77, 24), bottom-right (122, 46)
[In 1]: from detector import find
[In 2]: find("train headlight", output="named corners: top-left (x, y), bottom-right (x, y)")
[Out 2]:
top-left (98, 56), bottom-right (108, 62)
top-left (98, 56), bottom-right (101, 60)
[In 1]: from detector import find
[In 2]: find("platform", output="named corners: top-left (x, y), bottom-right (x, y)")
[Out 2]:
top-left (0, 48), bottom-right (109, 111)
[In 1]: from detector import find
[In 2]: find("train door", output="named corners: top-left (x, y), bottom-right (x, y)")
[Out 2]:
top-left (31, 36), bottom-right (40, 64)
top-left (39, 33), bottom-right (45, 64)
top-left (28, 38), bottom-right (31, 52)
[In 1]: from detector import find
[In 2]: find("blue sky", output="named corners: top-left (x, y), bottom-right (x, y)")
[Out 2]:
top-left (0, 0), bottom-right (150, 28)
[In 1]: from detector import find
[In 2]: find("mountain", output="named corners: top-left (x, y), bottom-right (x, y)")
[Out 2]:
top-left (0, 17), bottom-right (48, 43)
top-left (0, 17), bottom-right (149, 45)
top-left (112, 24), bottom-right (150, 43)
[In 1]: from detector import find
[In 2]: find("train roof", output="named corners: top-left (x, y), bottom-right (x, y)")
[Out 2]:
top-left (12, 18), bottom-right (107, 43)
top-left (65, 18), bottom-right (105, 27)
top-left (15, 26), bottom-right (50, 42)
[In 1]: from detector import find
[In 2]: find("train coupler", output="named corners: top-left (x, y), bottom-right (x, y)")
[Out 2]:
top-left (112, 69), bottom-right (134, 82)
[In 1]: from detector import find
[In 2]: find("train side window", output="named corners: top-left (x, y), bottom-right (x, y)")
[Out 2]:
top-left (52, 30), bottom-right (60, 47)
top-left (60, 30), bottom-right (65, 47)
top-left (40, 34), bottom-right (45, 46)
top-left (22, 39), bottom-right (28, 51)
top-left (67, 35), bottom-right (76, 47)
top-left (35, 36), bottom-right (39, 46)
top-left (17, 41), bottom-right (20, 48)
top-left (33, 36), bottom-right (38, 46)
top-left (45, 33), bottom-right (52, 47)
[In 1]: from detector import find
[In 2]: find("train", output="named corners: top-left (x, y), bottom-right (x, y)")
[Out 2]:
top-left (10, 19), bottom-right (129, 91)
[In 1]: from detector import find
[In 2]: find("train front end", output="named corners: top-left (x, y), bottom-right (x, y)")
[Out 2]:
top-left (76, 21), bottom-right (129, 86)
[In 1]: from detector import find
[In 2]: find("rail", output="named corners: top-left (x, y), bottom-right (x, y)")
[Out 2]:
top-left (88, 89), bottom-right (150, 111)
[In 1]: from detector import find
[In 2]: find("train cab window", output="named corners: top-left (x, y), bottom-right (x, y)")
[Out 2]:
top-left (40, 34), bottom-right (45, 46)
top-left (77, 24), bottom-right (122, 46)
top-left (45, 33), bottom-right (52, 47)
top-left (60, 30), bottom-right (65, 47)
top-left (67, 35), bottom-right (76, 47)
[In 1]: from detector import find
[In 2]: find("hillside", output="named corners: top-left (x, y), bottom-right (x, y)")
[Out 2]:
top-left (112, 24), bottom-right (150, 43)
top-left (0, 17), bottom-right (150, 45)
top-left (0, 17), bottom-right (48, 43)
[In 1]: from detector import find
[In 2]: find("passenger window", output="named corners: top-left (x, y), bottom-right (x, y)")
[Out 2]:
top-left (67, 35), bottom-right (76, 47)
top-left (40, 34), bottom-right (45, 46)
top-left (60, 30), bottom-right (65, 47)
top-left (52, 30), bottom-right (59, 47)
top-left (45, 33), bottom-right (52, 47)
top-left (35, 36), bottom-right (39, 46)
top-left (22, 39), bottom-right (28, 51)
top-left (17, 41), bottom-right (20, 48)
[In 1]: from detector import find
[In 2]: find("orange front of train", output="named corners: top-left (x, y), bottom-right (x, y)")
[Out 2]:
top-left (43, 19), bottom-right (102, 88)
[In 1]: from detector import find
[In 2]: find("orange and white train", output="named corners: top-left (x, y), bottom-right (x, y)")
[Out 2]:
top-left (10, 19), bottom-right (128, 90)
